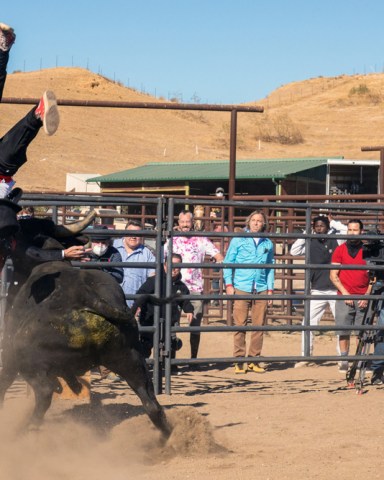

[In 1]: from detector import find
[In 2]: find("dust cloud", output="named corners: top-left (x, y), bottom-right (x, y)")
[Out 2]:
top-left (0, 399), bottom-right (225, 480)
top-left (163, 407), bottom-right (227, 458)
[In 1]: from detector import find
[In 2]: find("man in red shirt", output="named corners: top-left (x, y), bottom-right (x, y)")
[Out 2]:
top-left (330, 219), bottom-right (371, 372)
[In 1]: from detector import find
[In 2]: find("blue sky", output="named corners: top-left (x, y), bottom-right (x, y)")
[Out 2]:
top-left (3, 0), bottom-right (384, 104)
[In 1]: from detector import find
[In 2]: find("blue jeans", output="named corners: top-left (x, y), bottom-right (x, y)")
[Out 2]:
top-left (372, 307), bottom-right (384, 375)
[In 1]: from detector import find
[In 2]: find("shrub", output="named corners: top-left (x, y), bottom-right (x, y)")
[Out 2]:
top-left (348, 83), bottom-right (381, 104)
top-left (216, 121), bottom-right (246, 149)
top-left (349, 83), bottom-right (370, 96)
top-left (256, 113), bottom-right (304, 145)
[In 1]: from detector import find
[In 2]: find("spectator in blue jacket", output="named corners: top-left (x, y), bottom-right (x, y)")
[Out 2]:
top-left (224, 210), bottom-right (274, 374)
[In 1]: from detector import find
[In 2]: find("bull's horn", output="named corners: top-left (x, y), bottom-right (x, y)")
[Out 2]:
top-left (54, 210), bottom-right (97, 237)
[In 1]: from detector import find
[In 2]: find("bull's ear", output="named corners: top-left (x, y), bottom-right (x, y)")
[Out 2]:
top-left (6, 187), bottom-right (23, 204)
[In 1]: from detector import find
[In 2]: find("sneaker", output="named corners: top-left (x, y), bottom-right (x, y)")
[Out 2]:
top-left (371, 373), bottom-right (384, 385)
top-left (338, 361), bottom-right (348, 372)
top-left (248, 362), bottom-right (265, 373)
top-left (35, 90), bottom-right (60, 136)
top-left (234, 363), bottom-right (247, 374)
top-left (0, 23), bottom-right (16, 52)
top-left (294, 361), bottom-right (310, 368)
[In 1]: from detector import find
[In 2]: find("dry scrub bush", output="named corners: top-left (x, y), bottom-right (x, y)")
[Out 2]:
top-left (215, 121), bottom-right (246, 149)
top-left (175, 111), bottom-right (210, 124)
top-left (255, 113), bottom-right (304, 145)
top-left (347, 83), bottom-right (382, 105)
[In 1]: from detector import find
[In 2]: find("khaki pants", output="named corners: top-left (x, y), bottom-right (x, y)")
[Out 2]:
top-left (233, 288), bottom-right (267, 358)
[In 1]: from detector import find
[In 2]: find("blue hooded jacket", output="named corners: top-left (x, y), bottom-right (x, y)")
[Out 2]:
top-left (223, 234), bottom-right (274, 293)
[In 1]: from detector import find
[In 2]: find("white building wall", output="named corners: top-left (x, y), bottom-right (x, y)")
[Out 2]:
top-left (66, 173), bottom-right (101, 193)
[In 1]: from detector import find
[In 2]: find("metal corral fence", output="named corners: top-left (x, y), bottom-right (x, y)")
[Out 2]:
top-left (2, 193), bottom-right (384, 394)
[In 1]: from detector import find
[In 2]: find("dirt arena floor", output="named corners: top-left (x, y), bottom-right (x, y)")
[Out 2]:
top-left (0, 325), bottom-right (383, 480)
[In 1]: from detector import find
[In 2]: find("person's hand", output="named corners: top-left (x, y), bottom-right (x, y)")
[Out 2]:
top-left (63, 245), bottom-right (92, 260)
top-left (186, 312), bottom-right (193, 324)
top-left (226, 285), bottom-right (235, 295)
top-left (344, 298), bottom-right (354, 307)
top-left (357, 299), bottom-right (368, 309)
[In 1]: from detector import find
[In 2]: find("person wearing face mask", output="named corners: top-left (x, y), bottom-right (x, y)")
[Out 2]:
top-left (210, 187), bottom-right (225, 220)
top-left (88, 226), bottom-right (123, 284)
top-left (330, 219), bottom-right (371, 372)
top-left (87, 226), bottom-right (124, 382)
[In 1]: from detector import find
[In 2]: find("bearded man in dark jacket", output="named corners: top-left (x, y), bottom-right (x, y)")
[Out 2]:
top-left (131, 253), bottom-right (194, 374)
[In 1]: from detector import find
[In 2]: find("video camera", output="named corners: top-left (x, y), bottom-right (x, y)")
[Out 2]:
top-left (362, 228), bottom-right (384, 281)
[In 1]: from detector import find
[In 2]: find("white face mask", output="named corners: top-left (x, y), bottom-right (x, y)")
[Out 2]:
top-left (92, 243), bottom-right (108, 257)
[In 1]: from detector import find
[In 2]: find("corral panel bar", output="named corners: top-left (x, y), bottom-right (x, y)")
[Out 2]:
top-left (1, 97), bottom-right (264, 113)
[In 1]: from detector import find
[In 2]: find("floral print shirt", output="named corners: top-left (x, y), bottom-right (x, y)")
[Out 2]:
top-left (165, 236), bottom-right (219, 293)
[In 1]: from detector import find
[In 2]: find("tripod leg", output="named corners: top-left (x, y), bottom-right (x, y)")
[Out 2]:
top-left (346, 298), bottom-right (375, 387)
top-left (355, 340), bottom-right (372, 394)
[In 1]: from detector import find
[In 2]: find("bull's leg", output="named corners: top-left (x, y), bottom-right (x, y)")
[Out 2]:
top-left (0, 340), bottom-right (19, 407)
top-left (24, 374), bottom-right (55, 428)
top-left (61, 374), bottom-right (82, 395)
top-left (0, 364), bottom-right (18, 407)
top-left (104, 349), bottom-right (171, 439)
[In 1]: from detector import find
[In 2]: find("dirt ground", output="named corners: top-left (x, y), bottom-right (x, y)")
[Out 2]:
top-left (0, 326), bottom-right (383, 480)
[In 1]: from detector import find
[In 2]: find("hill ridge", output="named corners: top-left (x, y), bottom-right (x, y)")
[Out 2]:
top-left (1, 68), bottom-right (384, 192)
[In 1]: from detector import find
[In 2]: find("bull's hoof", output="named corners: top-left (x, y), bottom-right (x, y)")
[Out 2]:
top-left (160, 420), bottom-right (172, 443)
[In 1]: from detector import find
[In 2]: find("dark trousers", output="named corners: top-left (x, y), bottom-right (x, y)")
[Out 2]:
top-left (0, 108), bottom-right (41, 175)
top-left (0, 50), bottom-right (42, 176)
top-left (0, 50), bottom-right (9, 101)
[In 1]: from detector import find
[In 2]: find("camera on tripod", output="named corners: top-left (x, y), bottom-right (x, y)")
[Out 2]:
top-left (362, 228), bottom-right (384, 281)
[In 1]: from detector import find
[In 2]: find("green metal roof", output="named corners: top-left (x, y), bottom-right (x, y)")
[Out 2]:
top-left (87, 157), bottom-right (340, 183)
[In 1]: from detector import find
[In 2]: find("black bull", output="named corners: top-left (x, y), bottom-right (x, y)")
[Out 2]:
top-left (0, 261), bottom-right (171, 437)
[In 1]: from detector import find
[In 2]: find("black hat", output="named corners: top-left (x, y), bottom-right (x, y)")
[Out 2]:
top-left (89, 225), bottom-right (110, 242)
top-left (0, 198), bottom-right (21, 238)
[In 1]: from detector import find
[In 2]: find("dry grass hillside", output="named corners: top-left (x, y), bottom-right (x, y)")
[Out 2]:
top-left (1, 67), bottom-right (384, 192)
